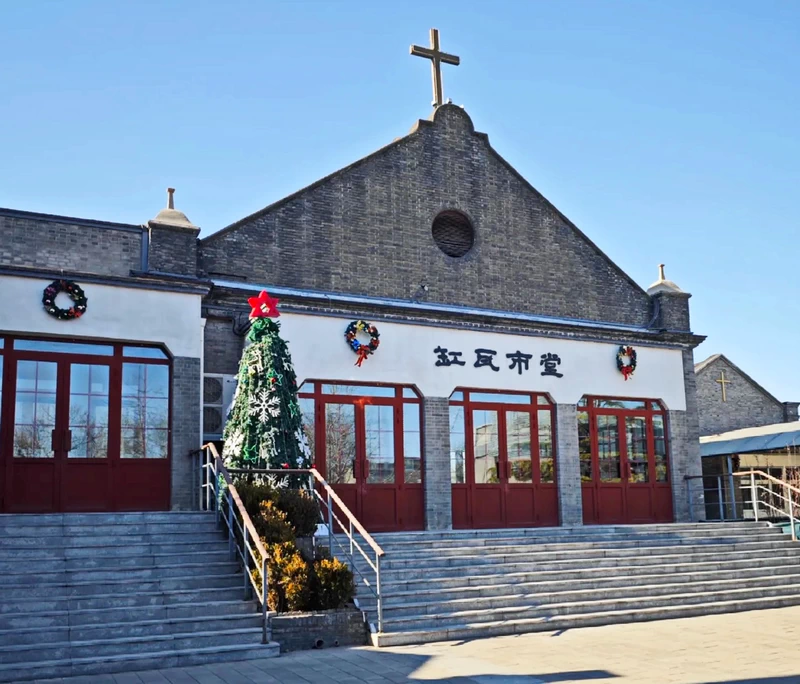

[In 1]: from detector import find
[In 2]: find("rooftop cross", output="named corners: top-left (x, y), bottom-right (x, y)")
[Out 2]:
top-left (715, 370), bottom-right (732, 402)
top-left (410, 28), bottom-right (460, 108)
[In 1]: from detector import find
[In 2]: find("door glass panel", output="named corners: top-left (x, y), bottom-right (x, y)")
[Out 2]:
top-left (14, 360), bottom-right (57, 458)
top-left (625, 416), bottom-right (649, 483)
top-left (578, 412), bottom-right (592, 481)
top-left (365, 405), bottom-right (395, 484)
top-left (403, 404), bottom-right (421, 484)
top-left (121, 363), bottom-right (169, 459)
top-left (472, 409), bottom-right (500, 484)
top-left (595, 399), bottom-right (647, 410)
top-left (14, 340), bottom-right (114, 355)
top-left (469, 392), bottom-right (530, 405)
top-left (653, 415), bottom-right (668, 482)
top-left (538, 410), bottom-right (554, 483)
top-left (449, 406), bottom-right (466, 484)
top-left (596, 415), bottom-right (621, 482)
top-left (298, 398), bottom-right (315, 463)
top-left (321, 384), bottom-right (395, 397)
top-left (506, 411), bottom-right (532, 483)
top-left (325, 403), bottom-right (356, 484)
top-left (69, 365), bottom-right (109, 459)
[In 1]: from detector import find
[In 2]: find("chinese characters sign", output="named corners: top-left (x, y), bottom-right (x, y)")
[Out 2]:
top-left (434, 346), bottom-right (564, 378)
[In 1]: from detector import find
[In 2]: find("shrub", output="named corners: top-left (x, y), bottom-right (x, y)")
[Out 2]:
top-left (253, 500), bottom-right (294, 544)
top-left (275, 488), bottom-right (320, 537)
top-left (265, 542), bottom-right (312, 612)
top-left (233, 480), bottom-right (275, 518)
top-left (313, 557), bottom-right (355, 609)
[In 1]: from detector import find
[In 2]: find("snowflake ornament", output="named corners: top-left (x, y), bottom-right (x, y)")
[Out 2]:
top-left (222, 430), bottom-right (245, 461)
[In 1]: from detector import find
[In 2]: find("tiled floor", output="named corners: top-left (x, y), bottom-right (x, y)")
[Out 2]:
top-left (34, 606), bottom-right (800, 684)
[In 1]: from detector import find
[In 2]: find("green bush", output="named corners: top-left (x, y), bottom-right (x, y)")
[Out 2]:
top-left (265, 541), bottom-right (312, 612)
top-left (234, 480), bottom-right (275, 517)
top-left (313, 557), bottom-right (355, 609)
top-left (253, 500), bottom-right (294, 544)
top-left (275, 488), bottom-right (320, 537)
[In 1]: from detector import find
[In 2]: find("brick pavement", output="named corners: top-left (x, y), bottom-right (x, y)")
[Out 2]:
top-left (33, 607), bottom-right (800, 684)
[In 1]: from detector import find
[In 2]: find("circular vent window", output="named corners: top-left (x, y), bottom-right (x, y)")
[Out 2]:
top-left (432, 210), bottom-right (475, 257)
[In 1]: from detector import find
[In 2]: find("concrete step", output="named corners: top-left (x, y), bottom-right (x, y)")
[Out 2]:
top-left (0, 512), bottom-right (215, 526)
top-left (0, 627), bottom-right (264, 664)
top-left (373, 573), bottom-right (800, 619)
top-left (0, 640), bottom-right (279, 683)
top-left (0, 599), bottom-right (256, 631)
top-left (379, 583), bottom-right (800, 631)
top-left (371, 594), bottom-right (800, 647)
top-left (0, 549), bottom-right (233, 573)
top-left (0, 522), bottom-right (222, 538)
top-left (0, 538), bottom-right (228, 556)
top-left (0, 586), bottom-right (247, 615)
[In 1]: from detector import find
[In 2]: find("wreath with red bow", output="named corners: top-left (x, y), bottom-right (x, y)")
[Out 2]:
top-left (345, 320), bottom-right (380, 367)
top-left (42, 280), bottom-right (87, 321)
top-left (616, 345), bottom-right (637, 381)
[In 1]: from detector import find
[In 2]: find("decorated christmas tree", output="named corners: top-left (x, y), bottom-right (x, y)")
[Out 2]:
top-left (222, 290), bottom-right (311, 471)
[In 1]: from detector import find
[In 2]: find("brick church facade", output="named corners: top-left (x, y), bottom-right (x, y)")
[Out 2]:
top-left (0, 104), bottom-right (706, 528)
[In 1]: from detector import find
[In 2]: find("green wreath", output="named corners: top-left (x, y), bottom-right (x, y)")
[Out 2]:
top-left (616, 345), bottom-right (637, 381)
top-left (42, 280), bottom-right (87, 321)
top-left (344, 320), bottom-right (380, 366)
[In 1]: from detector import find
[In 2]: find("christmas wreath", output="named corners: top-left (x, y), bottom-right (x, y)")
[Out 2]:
top-left (344, 320), bottom-right (380, 367)
top-left (42, 280), bottom-right (87, 321)
top-left (616, 345), bottom-right (637, 381)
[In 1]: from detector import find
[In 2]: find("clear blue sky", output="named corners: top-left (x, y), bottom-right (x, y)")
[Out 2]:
top-left (2, 1), bottom-right (798, 402)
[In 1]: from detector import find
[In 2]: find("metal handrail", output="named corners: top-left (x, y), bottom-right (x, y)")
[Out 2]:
top-left (224, 466), bottom-right (386, 632)
top-left (734, 470), bottom-right (799, 541)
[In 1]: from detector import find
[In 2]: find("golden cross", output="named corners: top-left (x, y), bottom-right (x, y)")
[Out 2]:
top-left (410, 28), bottom-right (460, 108)
top-left (716, 370), bottom-right (732, 402)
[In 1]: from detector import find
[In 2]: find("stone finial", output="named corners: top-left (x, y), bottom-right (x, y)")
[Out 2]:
top-left (148, 186), bottom-right (198, 231)
top-left (659, 263), bottom-right (666, 281)
top-left (647, 263), bottom-right (684, 295)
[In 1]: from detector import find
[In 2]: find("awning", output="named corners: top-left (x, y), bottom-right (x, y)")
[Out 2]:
top-left (700, 422), bottom-right (800, 457)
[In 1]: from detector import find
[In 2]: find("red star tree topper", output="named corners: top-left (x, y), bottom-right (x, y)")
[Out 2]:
top-left (248, 290), bottom-right (280, 319)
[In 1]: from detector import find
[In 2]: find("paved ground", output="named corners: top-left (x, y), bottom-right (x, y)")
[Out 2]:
top-left (34, 607), bottom-right (800, 684)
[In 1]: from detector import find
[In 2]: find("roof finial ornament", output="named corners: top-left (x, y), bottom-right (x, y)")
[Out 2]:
top-left (167, 187), bottom-right (175, 210)
top-left (410, 28), bottom-right (460, 109)
top-left (647, 262), bottom-right (685, 295)
top-left (658, 263), bottom-right (666, 281)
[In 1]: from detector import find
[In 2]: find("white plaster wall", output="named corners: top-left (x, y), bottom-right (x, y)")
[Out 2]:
top-left (0, 276), bottom-right (202, 358)
top-left (279, 313), bottom-right (687, 410)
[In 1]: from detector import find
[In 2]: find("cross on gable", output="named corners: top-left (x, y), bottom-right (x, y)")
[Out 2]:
top-left (715, 370), bottom-right (732, 402)
top-left (410, 28), bottom-right (460, 108)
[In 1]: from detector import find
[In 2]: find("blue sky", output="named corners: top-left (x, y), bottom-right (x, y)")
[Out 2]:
top-left (2, 1), bottom-right (798, 401)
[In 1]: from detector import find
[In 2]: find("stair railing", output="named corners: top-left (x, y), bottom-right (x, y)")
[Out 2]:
top-left (734, 469), bottom-right (799, 541)
top-left (198, 443), bottom-right (271, 643)
top-left (197, 445), bottom-right (386, 634)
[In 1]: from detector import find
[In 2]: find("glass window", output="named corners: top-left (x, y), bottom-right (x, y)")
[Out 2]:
top-left (653, 415), bottom-right (668, 482)
top-left (69, 365), bottom-right (110, 459)
top-left (578, 412), bottom-right (592, 481)
top-left (595, 399), bottom-right (647, 410)
top-left (449, 391), bottom-right (464, 402)
top-left (365, 405), bottom-right (395, 484)
top-left (325, 403), bottom-right (356, 484)
top-left (298, 397), bottom-right (315, 464)
top-left (298, 382), bottom-right (316, 394)
top-left (403, 387), bottom-right (421, 399)
top-left (121, 363), bottom-right (169, 459)
top-left (403, 404), bottom-right (422, 484)
top-left (537, 395), bottom-right (552, 405)
top-left (123, 346), bottom-right (168, 359)
top-left (320, 383), bottom-right (395, 397)
top-left (597, 415), bottom-right (621, 482)
top-left (469, 392), bottom-right (531, 405)
top-left (538, 410), bottom-right (554, 483)
top-left (0, 338), bottom-right (4, 349)
top-left (14, 361), bottom-right (57, 458)
top-left (625, 416), bottom-right (649, 483)
top-left (14, 340), bottom-right (114, 356)
top-left (506, 411), bottom-right (532, 483)
top-left (472, 409), bottom-right (500, 484)
top-left (449, 406), bottom-right (466, 484)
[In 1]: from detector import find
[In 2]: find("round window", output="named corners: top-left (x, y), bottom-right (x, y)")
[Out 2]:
top-left (431, 210), bottom-right (474, 258)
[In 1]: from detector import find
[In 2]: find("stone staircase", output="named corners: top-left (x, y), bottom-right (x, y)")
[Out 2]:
top-left (352, 522), bottom-right (800, 647)
top-left (0, 512), bottom-right (279, 682)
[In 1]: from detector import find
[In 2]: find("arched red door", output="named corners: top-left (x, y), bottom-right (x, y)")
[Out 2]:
top-left (578, 397), bottom-right (673, 524)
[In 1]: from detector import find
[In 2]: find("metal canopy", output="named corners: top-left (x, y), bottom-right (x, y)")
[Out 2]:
top-left (700, 422), bottom-right (800, 457)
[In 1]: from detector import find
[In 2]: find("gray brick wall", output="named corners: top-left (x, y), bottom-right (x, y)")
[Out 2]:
top-left (555, 404), bottom-right (583, 525)
top-left (171, 356), bottom-right (201, 510)
top-left (422, 396), bottom-right (452, 531)
top-left (270, 609), bottom-right (367, 652)
top-left (203, 316), bottom-right (243, 375)
top-left (652, 292), bottom-right (691, 332)
top-left (696, 357), bottom-right (785, 437)
top-left (148, 225), bottom-right (198, 277)
top-left (670, 349), bottom-right (704, 522)
top-left (200, 105), bottom-right (652, 327)
top-left (0, 212), bottom-right (142, 276)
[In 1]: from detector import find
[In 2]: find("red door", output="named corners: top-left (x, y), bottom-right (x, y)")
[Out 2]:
top-left (451, 390), bottom-right (558, 529)
top-left (579, 398), bottom-right (673, 524)
top-left (0, 337), bottom-right (171, 513)
top-left (300, 383), bottom-right (424, 532)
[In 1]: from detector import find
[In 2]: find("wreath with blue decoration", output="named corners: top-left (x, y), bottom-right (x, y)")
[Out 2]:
top-left (344, 320), bottom-right (380, 367)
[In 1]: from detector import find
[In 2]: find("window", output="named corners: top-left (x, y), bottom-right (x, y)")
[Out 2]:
top-left (69, 365), bottom-right (110, 459)
top-left (432, 210), bottom-right (475, 257)
top-left (121, 364), bottom-right (169, 459)
top-left (14, 361), bottom-right (57, 458)
top-left (450, 405), bottom-right (466, 484)
top-left (403, 404), bottom-right (422, 484)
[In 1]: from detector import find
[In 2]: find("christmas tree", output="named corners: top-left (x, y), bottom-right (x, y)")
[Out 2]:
top-left (222, 290), bottom-right (311, 471)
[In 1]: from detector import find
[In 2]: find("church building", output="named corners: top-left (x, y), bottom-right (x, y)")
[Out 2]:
top-left (0, 32), bottom-right (706, 529)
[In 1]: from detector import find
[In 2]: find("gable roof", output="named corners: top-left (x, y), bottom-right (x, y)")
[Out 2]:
top-left (695, 353), bottom-right (782, 405)
top-left (201, 106), bottom-right (648, 299)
